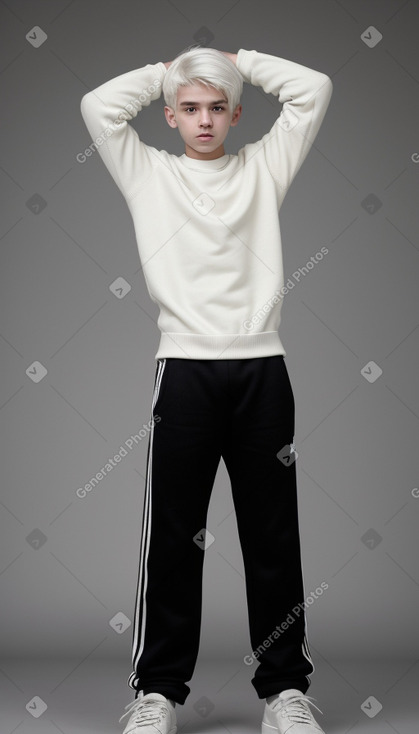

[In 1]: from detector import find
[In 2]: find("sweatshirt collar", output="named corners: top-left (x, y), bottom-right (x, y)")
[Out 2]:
top-left (179, 153), bottom-right (231, 172)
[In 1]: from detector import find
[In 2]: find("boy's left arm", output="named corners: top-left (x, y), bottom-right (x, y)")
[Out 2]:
top-left (234, 49), bottom-right (333, 200)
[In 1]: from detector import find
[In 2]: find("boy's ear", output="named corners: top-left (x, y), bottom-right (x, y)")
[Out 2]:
top-left (164, 105), bottom-right (178, 128)
top-left (230, 103), bottom-right (243, 127)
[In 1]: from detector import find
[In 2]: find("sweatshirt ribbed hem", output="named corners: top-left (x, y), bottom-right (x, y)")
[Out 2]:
top-left (155, 331), bottom-right (286, 360)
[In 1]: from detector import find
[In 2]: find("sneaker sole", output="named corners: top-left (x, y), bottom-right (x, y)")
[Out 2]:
top-left (262, 722), bottom-right (278, 734)
top-left (124, 726), bottom-right (176, 734)
top-left (123, 720), bottom-right (177, 733)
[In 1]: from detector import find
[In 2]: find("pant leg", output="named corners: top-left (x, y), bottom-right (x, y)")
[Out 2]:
top-left (221, 355), bottom-right (315, 698)
top-left (127, 358), bottom-right (225, 705)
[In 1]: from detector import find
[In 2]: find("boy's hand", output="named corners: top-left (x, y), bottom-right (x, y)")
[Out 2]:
top-left (220, 51), bottom-right (237, 65)
top-left (164, 52), bottom-right (236, 69)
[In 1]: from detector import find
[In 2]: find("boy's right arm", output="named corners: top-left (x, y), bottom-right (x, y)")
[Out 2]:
top-left (80, 60), bottom-right (167, 201)
top-left (235, 49), bottom-right (333, 203)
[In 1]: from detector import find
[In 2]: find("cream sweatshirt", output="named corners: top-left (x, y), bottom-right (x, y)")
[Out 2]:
top-left (80, 49), bottom-right (332, 360)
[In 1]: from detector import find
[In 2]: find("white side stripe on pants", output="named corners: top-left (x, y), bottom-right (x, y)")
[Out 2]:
top-left (127, 359), bottom-right (166, 692)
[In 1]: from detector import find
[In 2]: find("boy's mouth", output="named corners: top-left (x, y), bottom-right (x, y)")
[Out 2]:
top-left (197, 133), bottom-right (213, 138)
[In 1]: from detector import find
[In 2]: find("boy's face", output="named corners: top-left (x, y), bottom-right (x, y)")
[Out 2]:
top-left (164, 82), bottom-right (242, 160)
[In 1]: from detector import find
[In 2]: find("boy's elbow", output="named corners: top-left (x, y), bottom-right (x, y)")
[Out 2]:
top-left (80, 92), bottom-right (98, 124)
top-left (80, 92), bottom-right (91, 114)
top-left (322, 74), bottom-right (333, 96)
top-left (317, 73), bottom-right (333, 105)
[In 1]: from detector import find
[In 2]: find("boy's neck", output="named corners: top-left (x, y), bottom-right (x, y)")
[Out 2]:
top-left (184, 142), bottom-right (226, 160)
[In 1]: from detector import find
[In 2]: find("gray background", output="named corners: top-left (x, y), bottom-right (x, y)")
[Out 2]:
top-left (1, 0), bottom-right (418, 732)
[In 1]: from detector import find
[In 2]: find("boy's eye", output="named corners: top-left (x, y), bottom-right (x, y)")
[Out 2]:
top-left (185, 106), bottom-right (224, 112)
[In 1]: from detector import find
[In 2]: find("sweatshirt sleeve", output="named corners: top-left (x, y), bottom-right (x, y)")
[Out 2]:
top-left (236, 49), bottom-right (333, 199)
top-left (80, 60), bottom-right (167, 201)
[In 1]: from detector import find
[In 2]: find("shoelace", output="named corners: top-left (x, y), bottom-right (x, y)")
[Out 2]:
top-left (271, 693), bottom-right (323, 724)
top-left (119, 697), bottom-right (168, 726)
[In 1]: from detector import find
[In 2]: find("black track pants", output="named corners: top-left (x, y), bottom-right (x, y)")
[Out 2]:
top-left (127, 355), bottom-right (314, 704)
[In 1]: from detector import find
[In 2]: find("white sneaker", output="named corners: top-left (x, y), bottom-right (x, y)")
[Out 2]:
top-left (119, 692), bottom-right (177, 734)
top-left (262, 688), bottom-right (325, 734)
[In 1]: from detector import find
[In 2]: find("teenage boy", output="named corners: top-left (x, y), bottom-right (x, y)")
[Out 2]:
top-left (80, 45), bottom-right (333, 734)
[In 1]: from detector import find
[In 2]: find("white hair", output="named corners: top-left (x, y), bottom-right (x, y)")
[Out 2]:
top-left (162, 45), bottom-right (243, 114)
